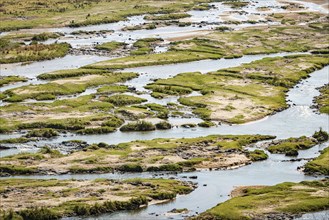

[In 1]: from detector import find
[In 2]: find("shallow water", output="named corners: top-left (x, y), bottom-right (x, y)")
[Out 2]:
top-left (1, 0), bottom-right (329, 219)
top-left (0, 55), bottom-right (109, 78)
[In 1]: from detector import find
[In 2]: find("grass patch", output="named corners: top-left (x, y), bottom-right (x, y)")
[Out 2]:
top-left (95, 41), bottom-right (126, 51)
top-left (0, 76), bottom-right (28, 87)
top-left (268, 130), bottom-right (328, 156)
top-left (0, 40), bottom-right (70, 64)
top-left (120, 121), bottom-right (156, 132)
top-left (313, 84), bottom-right (329, 114)
top-left (101, 94), bottom-right (147, 106)
top-left (194, 179), bottom-right (329, 219)
top-left (304, 147), bottom-right (329, 175)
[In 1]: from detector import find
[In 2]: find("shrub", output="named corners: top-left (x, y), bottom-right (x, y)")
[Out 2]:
top-left (155, 121), bottom-right (172, 130)
top-left (120, 121), bottom-right (155, 132)
top-left (312, 128), bottom-right (329, 143)
top-left (146, 164), bottom-right (182, 172)
top-left (18, 207), bottom-right (60, 220)
top-left (117, 164), bottom-right (143, 172)
top-left (25, 129), bottom-right (59, 138)
top-left (198, 121), bottom-right (215, 127)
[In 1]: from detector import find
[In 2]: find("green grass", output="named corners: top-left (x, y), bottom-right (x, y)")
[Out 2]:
top-left (97, 85), bottom-right (129, 94)
top-left (120, 120), bottom-right (156, 132)
top-left (0, 95), bottom-right (126, 133)
top-left (267, 130), bottom-right (328, 156)
top-left (0, 134), bottom-right (275, 175)
top-left (95, 41), bottom-right (126, 51)
top-left (25, 128), bottom-right (59, 138)
top-left (222, 1), bottom-right (249, 9)
top-left (304, 147), bottom-right (329, 175)
top-left (194, 179), bottom-right (329, 220)
top-left (145, 55), bottom-right (329, 123)
top-left (4, 72), bottom-right (138, 102)
top-left (87, 51), bottom-right (221, 69)
top-left (130, 38), bottom-right (163, 55)
top-left (155, 121), bottom-right (172, 129)
top-left (0, 76), bottom-right (28, 87)
top-left (0, 177), bottom-right (194, 219)
top-left (247, 149), bottom-right (268, 161)
top-left (314, 84), bottom-right (329, 114)
top-left (0, 0), bottom-right (212, 31)
top-left (101, 94), bottom-right (147, 106)
top-left (0, 40), bottom-right (70, 64)
top-left (37, 68), bottom-right (112, 80)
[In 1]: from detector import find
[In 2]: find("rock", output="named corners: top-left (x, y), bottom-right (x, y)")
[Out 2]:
top-left (189, 176), bottom-right (198, 179)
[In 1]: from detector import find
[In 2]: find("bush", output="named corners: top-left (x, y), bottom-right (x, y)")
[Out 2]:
top-left (155, 121), bottom-right (172, 130)
top-left (198, 121), bottom-right (215, 127)
top-left (312, 128), bottom-right (329, 143)
top-left (104, 94), bottom-right (147, 106)
top-left (247, 150), bottom-right (268, 161)
top-left (18, 207), bottom-right (60, 220)
top-left (146, 164), bottom-right (182, 172)
top-left (76, 127), bottom-right (116, 135)
top-left (25, 129), bottom-right (59, 138)
top-left (117, 164), bottom-right (143, 172)
top-left (120, 121), bottom-right (156, 132)
top-left (149, 191), bottom-right (176, 200)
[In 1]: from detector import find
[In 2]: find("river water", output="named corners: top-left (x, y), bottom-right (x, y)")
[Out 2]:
top-left (0, 0), bottom-right (329, 219)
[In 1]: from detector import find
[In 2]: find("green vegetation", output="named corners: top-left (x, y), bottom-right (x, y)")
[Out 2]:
top-left (37, 68), bottom-right (112, 80)
top-left (146, 55), bottom-right (329, 123)
top-left (0, 76), bottom-right (28, 87)
top-left (0, 137), bottom-right (31, 144)
top-left (0, 134), bottom-right (275, 175)
top-left (267, 130), bottom-right (328, 156)
top-left (198, 121), bottom-right (216, 127)
top-left (87, 51), bottom-right (221, 69)
top-left (0, 165), bottom-right (37, 175)
top-left (0, 178), bottom-right (194, 219)
top-left (25, 128), bottom-right (59, 138)
top-left (0, 0), bottom-right (212, 31)
top-left (95, 41), bottom-right (126, 51)
top-left (269, 12), bottom-right (322, 26)
top-left (247, 149), bottom-right (268, 161)
top-left (131, 38), bottom-right (163, 55)
top-left (0, 39), bottom-right (70, 64)
top-left (222, 1), bottom-right (249, 9)
top-left (304, 147), bottom-right (329, 175)
top-left (88, 24), bottom-right (329, 70)
top-left (31, 32), bottom-right (61, 41)
top-left (0, 95), bottom-right (126, 133)
top-left (312, 128), bottom-right (329, 142)
top-left (193, 179), bottom-right (329, 220)
top-left (3, 72), bottom-right (138, 102)
top-left (97, 85), bottom-right (129, 94)
top-left (145, 103), bottom-right (169, 119)
top-left (313, 84), bottom-right (329, 114)
top-left (102, 94), bottom-right (147, 106)
top-left (120, 121), bottom-right (156, 131)
top-left (155, 121), bottom-right (172, 129)
top-left (193, 3), bottom-right (212, 10)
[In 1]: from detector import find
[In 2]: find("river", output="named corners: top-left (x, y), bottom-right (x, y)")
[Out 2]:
top-left (0, 0), bottom-right (328, 219)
